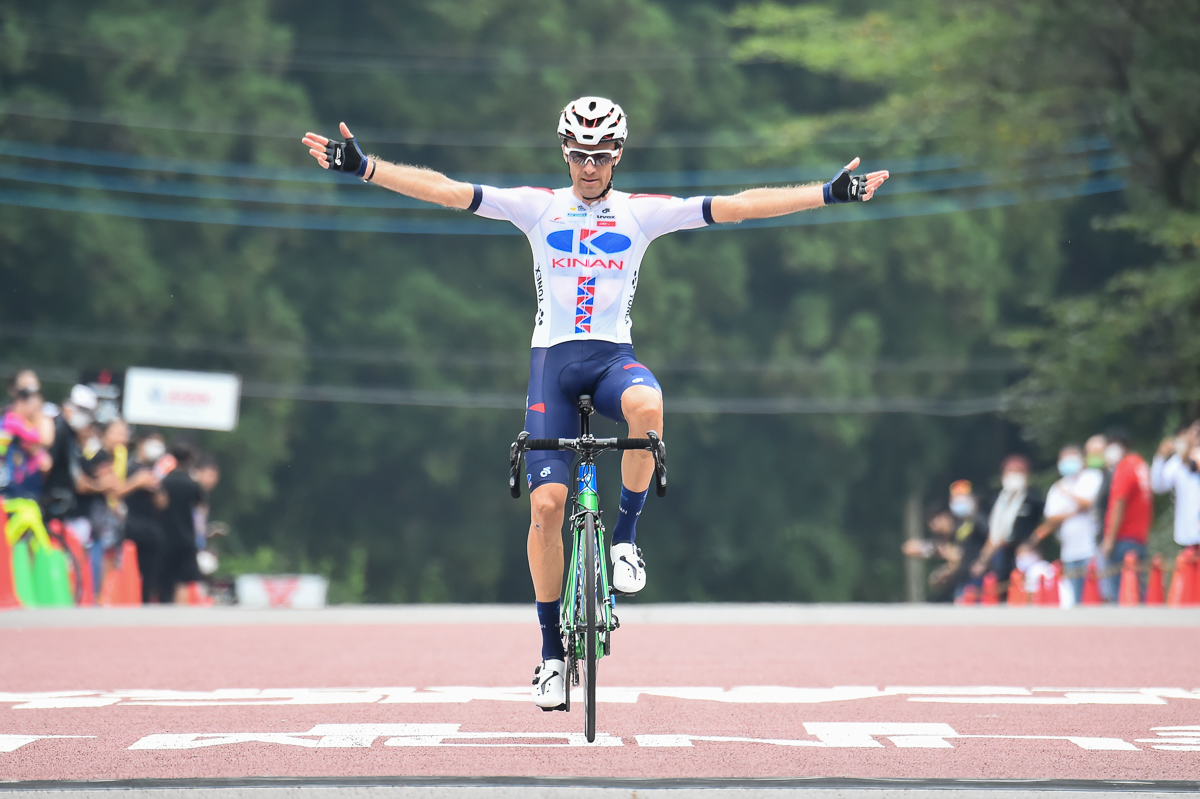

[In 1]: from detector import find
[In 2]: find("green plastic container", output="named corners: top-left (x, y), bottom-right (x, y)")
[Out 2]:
top-left (11, 539), bottom-right (36, 608)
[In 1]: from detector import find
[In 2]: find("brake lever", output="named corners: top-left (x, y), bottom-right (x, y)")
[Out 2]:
top-left (648, 431), bottom-right (667, 497)
top-left (509, 432), bottom-right (529, 499)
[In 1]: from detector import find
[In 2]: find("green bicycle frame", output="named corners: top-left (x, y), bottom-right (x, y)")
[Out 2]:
top-left (561, 460), bottom-right (615, 660)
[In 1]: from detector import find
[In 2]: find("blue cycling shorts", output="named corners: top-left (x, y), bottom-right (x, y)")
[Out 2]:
top-left (524, 340), bottom-right (662, 491)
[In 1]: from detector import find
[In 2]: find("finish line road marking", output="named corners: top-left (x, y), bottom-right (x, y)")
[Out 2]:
top-left (2, 725), bottom-right (1186, 752)
top-left (0, 735), bottom-right (93, 752)
top-left (4, 686), bottom-right (1199, 709)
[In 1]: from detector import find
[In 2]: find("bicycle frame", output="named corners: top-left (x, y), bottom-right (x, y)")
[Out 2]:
top-left (562, 454), bottom-right (616, 669)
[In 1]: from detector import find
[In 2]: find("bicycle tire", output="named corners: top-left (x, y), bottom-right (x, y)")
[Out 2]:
top-left (583, 510), bottom-right (598, 743)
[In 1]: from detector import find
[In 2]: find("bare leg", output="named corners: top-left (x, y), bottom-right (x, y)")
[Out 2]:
top-left (528, 483), bottom-right (568, 602)
top-left (620, 385), bottom-right (663, 491)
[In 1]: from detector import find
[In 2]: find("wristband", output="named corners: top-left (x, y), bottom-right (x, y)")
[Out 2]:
top-left (363, 158), bottom-right (377, 183)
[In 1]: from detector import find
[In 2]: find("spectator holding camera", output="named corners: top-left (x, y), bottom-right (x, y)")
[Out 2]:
top-left (1150, 421), bottom-right (1200, 558)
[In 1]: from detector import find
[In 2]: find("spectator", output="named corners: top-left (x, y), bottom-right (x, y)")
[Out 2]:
top-left (2, 377), bottom-right (52, 502)
top-left (972, 455), bottom-right (1042, 581)
top-left (41, 384), bottom-right (100, 522)
top-left (902, 506), bottom-right (960, 603)
top-left (1032, 445), bottom-right (1103, 602)
top-left (42, 386), bottom-right (114, 560)
top-left (159, 440), bottom-right (205, 603)
top-left (1100, 427), bottom-right (1153, 600)
top-left (1150, 421), bottom-right (1200, 559)
top-left (945, 480), bottom-right (990, 599)
top-left (1013, 540), bottom-right (1057, 596)
top-left (119, 431), bottom-right (167, 603)
top-left (6, 370), bottom-right (54, 446)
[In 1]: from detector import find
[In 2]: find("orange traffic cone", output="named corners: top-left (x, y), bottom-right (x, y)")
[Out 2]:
top-left (1188, 550), bottom-right (1200, 606)
top-left (980, 573), bottom-right (999, 605)
top-left (1081, 561), bottom-right (1102, 605)
top-left (0, 504), bottom-right (18, 610)
top-left (1168, 551), bottom-right (1189, 607)
top-left (1007, 569), bottom-right (1027, 605)
top-left (1118, 550), bottom-right (1141, 606)
top-left (1146, 555), bottom-right (1165, 605)
top-left (957, 585), bottom-right (979, 605)
top-left (116, 541), bottom-right (142, 606)
top-left (1037, 574), bottom-right (1054, 606)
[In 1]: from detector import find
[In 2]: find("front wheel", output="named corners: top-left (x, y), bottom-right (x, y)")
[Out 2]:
top-left (583, 511), bottom-right (598, 743)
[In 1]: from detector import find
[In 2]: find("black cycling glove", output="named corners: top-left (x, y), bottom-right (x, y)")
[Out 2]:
top-left (325, 134), bottom-right (369, 178)
top-left (823, 164), bottom-right (869, 204)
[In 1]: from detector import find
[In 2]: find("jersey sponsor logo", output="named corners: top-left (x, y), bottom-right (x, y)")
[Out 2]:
top-left (551, 257), bottom-right (624, 270)
top-left (547, 229), bottom-right (631, 256)
top-left (597, 220), bottom-right (616, 227)
top-left (575, 276), bottom-right (595, 334)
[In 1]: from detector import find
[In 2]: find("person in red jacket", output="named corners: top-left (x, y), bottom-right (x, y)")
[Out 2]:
top-left (1100, 428), bottom-right (1152, 601)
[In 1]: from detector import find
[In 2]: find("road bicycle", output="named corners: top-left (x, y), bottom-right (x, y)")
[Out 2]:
top-left (508, 394), bottom-right (666, 743)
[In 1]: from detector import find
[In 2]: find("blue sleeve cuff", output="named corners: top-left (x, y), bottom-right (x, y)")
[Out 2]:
top-left (702, 196), bottom-right (715, 226)
top-left (822, 183), bottom-right (834, 206)
top-left (468, 184), bottom-right (483, 213)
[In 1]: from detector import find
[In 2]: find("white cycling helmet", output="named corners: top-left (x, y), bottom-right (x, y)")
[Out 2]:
top-left (558, 96), bottom-right (627, 146)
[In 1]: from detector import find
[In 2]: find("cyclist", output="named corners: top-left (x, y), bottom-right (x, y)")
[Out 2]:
top-left (302, 97), bottom-right (889, 709)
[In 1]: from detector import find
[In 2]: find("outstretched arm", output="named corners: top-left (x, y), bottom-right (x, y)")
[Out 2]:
top-left (301, 122), bottom-right (474, 210)
top-left (709, 158), bottom-right (889, 224)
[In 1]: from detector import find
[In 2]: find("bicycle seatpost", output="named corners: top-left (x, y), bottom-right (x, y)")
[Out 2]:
top-left (578, 395), bottom-right (594, 437)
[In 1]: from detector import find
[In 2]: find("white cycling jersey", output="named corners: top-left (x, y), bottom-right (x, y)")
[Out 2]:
top-left (469, 185), bottom-right (714, 348)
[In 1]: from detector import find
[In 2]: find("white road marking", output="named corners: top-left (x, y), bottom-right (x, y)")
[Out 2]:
top-left (4, 686), bottom-right (1200, 709)
top-left (1136, 726), bottom-right (1200, 752)
top-left (0, 734), bottom-right (93, 752)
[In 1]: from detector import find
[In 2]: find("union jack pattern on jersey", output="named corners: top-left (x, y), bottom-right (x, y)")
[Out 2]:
top-left (468, 185), bottom-right (713, 348)
top-left (575, 276), bottom-right (595, 334)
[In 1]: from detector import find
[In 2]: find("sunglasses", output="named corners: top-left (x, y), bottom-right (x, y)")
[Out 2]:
top-left (564, 146), bottom-right (620, 167)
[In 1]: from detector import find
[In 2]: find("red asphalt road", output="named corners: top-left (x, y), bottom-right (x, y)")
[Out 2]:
top-left (1, 621), bottom-right (1198, 782)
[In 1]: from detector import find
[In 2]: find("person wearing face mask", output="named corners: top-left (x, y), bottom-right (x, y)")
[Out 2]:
top-left (971, 455), bottom-right (1043, 582)
top-left (1032, 445), bottom-right (1104, 601)
top-left (41, 386), bottom-right (111, 539)
top-left (1100, 427), bottom-right (1153, 601)
top-left (1150, 421), bottom-right (1200, 561)
top-left (944, 480), bottom-right (990, 599)
top-left (118, 431), bottom-right (168, 603)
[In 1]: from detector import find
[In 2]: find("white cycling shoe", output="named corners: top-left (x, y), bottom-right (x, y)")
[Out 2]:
top-left (532, 658), bottom-right (566, 710)
top-left (611, 542), bottom-right (647, 594)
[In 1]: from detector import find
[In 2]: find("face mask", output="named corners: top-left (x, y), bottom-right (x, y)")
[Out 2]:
top-left (67, 411), bottom-right (91, 432)
top-left (1058, 457), bottom-right (1083, 477)
top-left (142, 441), bottom-right (166, 462)
top-left (1086, 454), bottom-right (1105, 469)
top-left (1002, 472), bottom-right (1027, 492)
top-left (949, 498), bottom-right (975, 518)
top-left (1104, 444), bottom-right (1124, 467)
